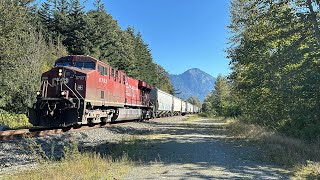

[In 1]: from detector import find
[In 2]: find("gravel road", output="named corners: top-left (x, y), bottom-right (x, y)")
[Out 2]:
top-left (122, 118), bottom-right (291, 179)
top-left (0, 116), bottom-right (291, 179)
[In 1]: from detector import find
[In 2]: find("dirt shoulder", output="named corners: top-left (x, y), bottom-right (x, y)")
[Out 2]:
top-left (123, 117), bottom-right (291, 179)
top-left (1, 116), bottom-right (291, 179)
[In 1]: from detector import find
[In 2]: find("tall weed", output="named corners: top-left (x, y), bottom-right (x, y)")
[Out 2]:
top-left (227, 119), bottom-right (320, 179)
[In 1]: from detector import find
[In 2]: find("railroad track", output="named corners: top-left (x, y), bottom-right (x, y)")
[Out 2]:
top-left (0, 117), bottom-right (180, 141)
top-left (0, 123), bottom-right (112, 141)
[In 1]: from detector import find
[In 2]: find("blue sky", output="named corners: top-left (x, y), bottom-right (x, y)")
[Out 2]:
top-left (38, 0), bottom-right (231, 77)
top-left (88, 0), bottom-right (231, 77)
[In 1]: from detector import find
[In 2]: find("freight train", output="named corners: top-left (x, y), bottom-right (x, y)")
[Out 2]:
top-left (28, 55), bottom-right (200, 128)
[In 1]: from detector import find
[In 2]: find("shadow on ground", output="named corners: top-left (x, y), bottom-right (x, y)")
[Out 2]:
top-left (7, 118), bottom-right (290, 179)
top-left (78, 119), bottom-right (291, 179)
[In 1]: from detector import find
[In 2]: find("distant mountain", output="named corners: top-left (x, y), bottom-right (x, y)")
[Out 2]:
top-left (169, 68), bottom-right (216, 103)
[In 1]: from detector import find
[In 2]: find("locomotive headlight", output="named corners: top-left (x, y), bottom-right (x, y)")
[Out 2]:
top-left (36, 91), bottom-right (41, 98)
top-left (61, 91), bottom-right (66, 96)
top-left (58, 69), bottom-right (63, 77)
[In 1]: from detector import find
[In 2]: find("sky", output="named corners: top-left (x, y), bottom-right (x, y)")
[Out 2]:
top-left (70, 0), bottom-right (231, 77)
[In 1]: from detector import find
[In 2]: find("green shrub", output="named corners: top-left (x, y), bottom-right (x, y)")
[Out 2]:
top-left (226, 119), bottom-right (320, 178)
top-left (0, 112), bottom-right (32, 129)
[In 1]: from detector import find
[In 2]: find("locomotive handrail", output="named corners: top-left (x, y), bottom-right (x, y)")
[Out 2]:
top-left (43, 80), bottom-right (55, 98)
top-left (63, 83), bottom-right (82, 109)
top-left (74, 83), bottom-right (84, 99)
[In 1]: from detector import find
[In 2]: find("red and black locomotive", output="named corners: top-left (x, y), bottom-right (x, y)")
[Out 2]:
top-left (29, 55), bottom-right (153, 127)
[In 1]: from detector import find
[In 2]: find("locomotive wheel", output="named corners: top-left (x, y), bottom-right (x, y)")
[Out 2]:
top-left (62, 126), bottom-right (72, 132)
top-left (73, 124), bottom-right (81, 129)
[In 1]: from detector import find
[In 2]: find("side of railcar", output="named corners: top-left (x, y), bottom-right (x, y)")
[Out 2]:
top-left (181, 100), bottom-right (187, 116)
top-left (194, 106), bottom-right (199, 114)
top-left (150, 88), bottom-right (173, 117)
top-left (173, 97), bottom-right (182, 116)
top-left (186, 102), bottom-right (193, 114)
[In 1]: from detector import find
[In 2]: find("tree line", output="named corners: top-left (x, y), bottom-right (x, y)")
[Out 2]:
top-left (0, 0), bottom-right (174, 115)
top-left (203, 0), bottom-right (320, 141)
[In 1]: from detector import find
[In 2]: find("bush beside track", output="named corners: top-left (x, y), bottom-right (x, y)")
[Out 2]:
top-left (226, 119), bottom-right (320, 179)
top-left (0, 113), bottom-right (32, 130)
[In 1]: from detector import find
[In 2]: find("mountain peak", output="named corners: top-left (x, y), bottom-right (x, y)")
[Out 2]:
top-left (170, 68), bottom-right (216, 103)
top-left (187, 68), bottom-right (201, 72)
top-left (184, 68), bottom-right (212, 77)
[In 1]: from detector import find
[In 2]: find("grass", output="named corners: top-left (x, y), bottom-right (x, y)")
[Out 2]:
top-left (198, 112), bottom-right (216, 118)
top-left (226, 119), bottom-right (320, 179)
top-left (0, 112), bottom-right (32, 130)
top-left (106, 135), bottom-right (156, 163)
top-left (2, 136), bottom-right (138, 180)
top-left (184, 114), bottom-right (199, 122)
top-left (2, 153), bottom-right (131, 180)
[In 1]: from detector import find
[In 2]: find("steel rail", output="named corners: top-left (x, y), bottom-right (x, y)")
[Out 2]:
top-left (0, 123), bottom-right (111, 141)
top-left (0, 116), bottom-right (182, 141)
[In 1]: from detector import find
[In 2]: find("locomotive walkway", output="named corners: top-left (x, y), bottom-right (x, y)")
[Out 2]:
top-left (121, 117), bottom-right (291, 179)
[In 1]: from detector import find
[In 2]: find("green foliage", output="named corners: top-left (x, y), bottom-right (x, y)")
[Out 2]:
top-left (187, 96), bottom-right (201, 107)
top-left (227, 119), bottom-right (320, 178)
top-left (155, 64), bottom-right (175, 94)
top-left (202, 75), bottom-right (241, 117)
top-left (0, 113), bottom-right (31, 129)
top-left (185, 115), bottom-right (199, 122)
top-left (0, 1), bottom-right (67, 114)
top-left (36, 0), bottom-right (174, 93)
top-left (227, 0), bottom-right (320, 141)
top-left (0, 0), bottom-right (173, 116)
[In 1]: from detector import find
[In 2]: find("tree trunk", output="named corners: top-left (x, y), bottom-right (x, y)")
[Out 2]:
top-left (307, 0), bottom-right (320, 46)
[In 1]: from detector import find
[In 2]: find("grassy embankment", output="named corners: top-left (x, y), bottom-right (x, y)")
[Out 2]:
top-left (226, 119), bottom-right (320, 179)
top-left (1, 135), bottom-right (153, 179)
top-left (185, 114), bottom-right (200, 122)
top-left (186, 113), bottom-right (320, 178)
top-left (184, 113), bottom-right (210, 122)
top-left (3, 153), bottom-right (131, 180)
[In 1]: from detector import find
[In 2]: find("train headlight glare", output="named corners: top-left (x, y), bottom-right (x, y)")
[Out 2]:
top-left (61, 91), bottom-right (66, 96)
top-left (59, 69), bottom-right (63, 73)
top-left (36, 91), bottom-right (41, 96)
top-left (58, 72), bottom-right (63, 76)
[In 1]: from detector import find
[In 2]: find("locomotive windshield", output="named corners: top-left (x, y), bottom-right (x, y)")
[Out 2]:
top-left (74, 61), bottom-right (95, 69)
top-left (55, 61), bottom-right (72, 67)
top-left (55, 61), bottom-right (96, 70)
